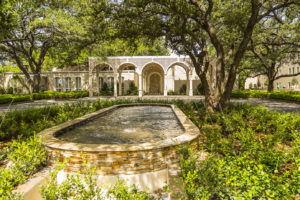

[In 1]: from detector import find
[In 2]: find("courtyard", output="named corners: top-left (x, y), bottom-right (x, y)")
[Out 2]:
top-left (0, 94), bottom-right (299, 199)
top-left (1, 0), bottom-right (300, 199)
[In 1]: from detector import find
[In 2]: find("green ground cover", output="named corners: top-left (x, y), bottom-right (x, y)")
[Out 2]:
top-left (175, 102), bottom-right (299, 199)
top-left (0, 99), bottom-right (299, 199)
top-left (0, 99), bottom-right (169, 199)
top-left (231, 90), bottom-right (300, 102)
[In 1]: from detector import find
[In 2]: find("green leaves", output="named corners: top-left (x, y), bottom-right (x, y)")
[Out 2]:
top-left (174, 101), bottom-right (300, 199)
top-left (41, 163), bottom-right (154, 200)
top-left (0, 136), bottom-right (46, 199)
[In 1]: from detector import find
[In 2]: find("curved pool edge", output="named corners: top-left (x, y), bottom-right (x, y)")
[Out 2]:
top-left (39, 104), bottom-right (200, 152)
top-left (39, 103), bottom-right (201, 175)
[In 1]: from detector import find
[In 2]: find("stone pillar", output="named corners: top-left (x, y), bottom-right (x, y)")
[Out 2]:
top-left (88, 62), bottom-right (93, 97)
top-left (186, 72), bottom-right (189, 96)
top-left (96, 67), bottom-right (100, 96)
top-left (138, 73), bottom-right (143, 97)
top-left (164, 73), bottom-right (168, 96)
top-left (61, 75), bottom-right (65, 92)
top-left (118, 71), bottom-right (122, 96)
top-left (114, 70), bottom-right (118, 97)
top-left (172, 67), bottom-right (175, 91)
top-left (189, 73), bottom-right (193, 96)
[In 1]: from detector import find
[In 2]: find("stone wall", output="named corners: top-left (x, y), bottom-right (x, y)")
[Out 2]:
top-left (46, 144), bottom-right (184, 175)
top-left (40, 104), bottom-right (201, 176)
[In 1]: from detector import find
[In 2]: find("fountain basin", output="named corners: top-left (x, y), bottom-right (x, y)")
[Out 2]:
top-left (39, 104), bottom-right (200, 176)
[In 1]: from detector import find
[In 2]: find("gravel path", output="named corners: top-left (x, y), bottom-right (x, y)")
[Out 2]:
top-left (0, 95), bottom-right (299, 114)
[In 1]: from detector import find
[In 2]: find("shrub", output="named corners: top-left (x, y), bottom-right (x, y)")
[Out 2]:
top-left (167, 90), bottom-right (177, 95)
top-left (231, 90), bottom-right (300, 102)
top-left (249, 83), bottom-right (253, 89)
top-left (179, 84), bottom-right (187, 95)
top-left (107, 179), bottom-right (154, 200)
top-left (0, 91), bottom-right (89, 104)
top-left (126, 81), bottom-right (138, 95)
top-left (0, 136), bottom-right (46, 198)
top-left (100, 82), bottom-right (113, 96)
top-left (6, 87), bottom-right (13, 94)
top-left (41, 163), bottom-right (154, 200)
top-left (257, 79), bottom-right (261, 88)
top-left (177, 146), bottom-right (299, 199)
top-left (291, 78), bottom-right (298, 86)
top-left (174, 102), bottom-right (300, 199)
top-left (0, 87), bottom-right (6, 94)
top-left (0, 94), bottom-right (31, 104)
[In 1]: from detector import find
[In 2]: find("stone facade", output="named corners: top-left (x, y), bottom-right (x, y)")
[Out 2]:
top-left (245, 61), bottom-right (300, 90)
top-left (1, 56), bottom-right (240, 95)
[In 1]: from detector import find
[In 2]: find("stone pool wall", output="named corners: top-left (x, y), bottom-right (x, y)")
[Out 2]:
top-left (40, 104), bottom-right (201, 175)
top-left (46, 144), bottom-right (187, 175)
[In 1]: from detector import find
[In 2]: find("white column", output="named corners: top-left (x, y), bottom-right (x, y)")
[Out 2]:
top-left (118, 71), bottom-right (122, 96)
top-left (138, 73), bottom-right (143, 97)
top-left (89, 65), bottom-right (93, 97)
top-left (113, 71), bottom-right (118, 97)
top-left (96, 67), bottom-right (99, 96)
top-left (172, 67), bottom-right (175, 91)
top-left (189, 76), bottom-right (193, 96)
top-left (164, 73), bottom-right (168, 96)
top-left (186, 73), bottom-right (189, 96)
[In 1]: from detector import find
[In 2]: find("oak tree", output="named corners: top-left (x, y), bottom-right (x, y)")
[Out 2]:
top-left (0, 0), bottom-right (107, 92)
top-left (249, 5), bottom-right (300, 91)
top-left (115, 0), bottom-right (298, 111)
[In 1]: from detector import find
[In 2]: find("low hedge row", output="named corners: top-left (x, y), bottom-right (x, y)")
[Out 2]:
top-left (0, 91), bottom-right (89, 104)
top-left (231, 90), bottom-right (300, 102)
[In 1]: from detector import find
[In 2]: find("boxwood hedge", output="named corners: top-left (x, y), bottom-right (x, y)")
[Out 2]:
top-left (0, 91), bottom-right (89, 104)
top-left (231, 90), bottom-right (300, 102)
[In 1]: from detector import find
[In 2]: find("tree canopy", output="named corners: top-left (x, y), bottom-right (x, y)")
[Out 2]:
top-left (115, 0), bottom-right (298, 110)
top-left (0, 0), bottom-right (298, 106)
top-left (247, 4), bottom-right (300, 91)
top-left (0, 0), bottom-right (94, 92)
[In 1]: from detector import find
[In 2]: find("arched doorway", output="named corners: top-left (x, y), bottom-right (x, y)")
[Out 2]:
top-left (117, 63), bottom-right (138, 96)
top-left (141, 62), bottom-right (164, 95)
top-left (94, 64), bottom-right (114, 96)
top-left (166, 62), bottom-right (191, 96)
top-left (149, 73), bottom-right (161, 94)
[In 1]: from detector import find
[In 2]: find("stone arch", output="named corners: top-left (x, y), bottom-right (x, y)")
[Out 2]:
top-left (94, 63), bottom-right (114, 72)
top-left (166, 61), bottom-right (190, 74)
top-left (117, 62), bottom-right (138, 72)
top-left (166, 62), bottom-right (191, 96)
top-left (142, 62), bottom-right (165, 95)
top-left (117, 62), bottom-right (139, 96)
top-left (141, 61), bottom-right (166, 74)
top-left (148, 72), bottom-right (163, 95)
top-left (92, 63), bottom-right (115, 96)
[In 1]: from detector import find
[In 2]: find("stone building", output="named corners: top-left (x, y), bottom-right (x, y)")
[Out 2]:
top-left (0, 56), bottom-right (239, 96)
top-left (245, 61), bottom-right (300, 90)
top-left (0, 56), bottom-right (198, 96)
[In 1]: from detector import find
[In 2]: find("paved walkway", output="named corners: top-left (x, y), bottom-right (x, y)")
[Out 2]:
top-left (0, 96), bottom-right (299, 114)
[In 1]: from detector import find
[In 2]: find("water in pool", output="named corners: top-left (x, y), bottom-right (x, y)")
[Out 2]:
top-left (57, 106), bottom-right (184, 144)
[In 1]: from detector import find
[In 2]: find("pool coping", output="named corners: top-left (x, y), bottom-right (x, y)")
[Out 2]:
top-left (39, 104), bottom-right (200, 152)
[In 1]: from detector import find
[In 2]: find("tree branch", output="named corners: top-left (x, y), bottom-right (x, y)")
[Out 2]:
top-left (275, 72), bottom-right (300, 80)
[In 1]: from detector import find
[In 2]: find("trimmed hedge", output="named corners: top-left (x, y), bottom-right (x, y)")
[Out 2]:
top-left (231, 90), bottom-right (300, 102)
top-left (0, 91), bottom-right (89, 104)
top-left (0, 94), bottom-right (31, 104)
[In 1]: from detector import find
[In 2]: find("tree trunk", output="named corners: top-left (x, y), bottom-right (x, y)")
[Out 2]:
top-left (31, 73), bottom-right (41, 93)
top-left (268, 79), bottom-right (274, 92)
top-left (218, 65), bottom-right (238, 111)
top-left (199, 74), bottom-right (215, 113)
